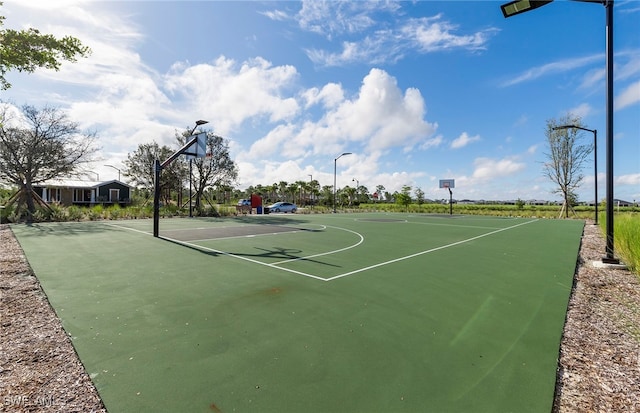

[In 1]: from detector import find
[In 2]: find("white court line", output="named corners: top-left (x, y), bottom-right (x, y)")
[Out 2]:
top-left (106, 223), bottom-right (151, 236)
top-left (324, 219), bottom-right (539, 282)
top-left (109, 219), bottom-right (538, 283)
top-left (407, 221), bottom-right (506, 231)
top-left (190, 230), bottom-right (304, 242)
top-left (160, 224), bottom-right (256, 232)
top-left (271, 226), bottom-right (364, 265)
top-left (108, 223), bottom-right (324, 239)
top-left (107, 222), bottom-right (327, 281)
top-left (202, 224), bottom-right (328, 242)
top-left (160, 236), bottom-right (328, 281)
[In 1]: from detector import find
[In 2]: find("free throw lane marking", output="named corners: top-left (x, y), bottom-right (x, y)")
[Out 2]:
top-left (271, 226), bottom-right (364, 265)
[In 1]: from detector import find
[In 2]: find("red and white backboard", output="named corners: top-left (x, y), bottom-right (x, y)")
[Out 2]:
top-left (439, 179), bottom-right (455, 189)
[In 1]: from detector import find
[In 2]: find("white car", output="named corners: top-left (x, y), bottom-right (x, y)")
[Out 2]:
top-left (267, 202), bottom-right (297, 213)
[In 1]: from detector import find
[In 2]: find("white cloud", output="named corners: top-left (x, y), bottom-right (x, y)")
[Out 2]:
top-left (163, 57), bottom-right (300, 135)
top-left (471, 157), bottom-right (526, 181)
top-left (616, 52), bottom-right (640, 81)
top-left (578, 67), bottom-right (604, 90)
top-left (260, 9), bottom-right (290, 21)
top-left (615, 80), bottom-right (640, 110)
top-left (240, 68), bottom-right (437, 163)
top-left (305, 11), bottom-right (497, 66)
top-left (616, 173), bottom-right (640, 186)
top-left (296, 0), bottom-right (400, 40)
top-left (402, 16), bottom-right (496, 53)
top-left (567, 103), bottom-right (593, 119)
top-left (450, 132), bottom-right (480, 149)
top-left (501, 54), bottom-right (601, 87)
top-left (295, 68), bottom-right (437, 155)
top-left (514, 115), bottom-right (529, 127)
top-left (420, 135), bottom-right (443, 150)
top-left (245, 124), bottom-right (299, 160)
top-left (302, 83), bottom-right (345, 109)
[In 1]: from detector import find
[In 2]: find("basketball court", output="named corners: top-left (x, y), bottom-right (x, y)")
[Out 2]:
top-left (11, 213), bottom-right (584, 412)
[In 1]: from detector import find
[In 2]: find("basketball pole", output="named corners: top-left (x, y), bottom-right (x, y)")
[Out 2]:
top-left (153, 159), bottom-right (161, 237)
top-left (153, 134), bottom-right (201, 238)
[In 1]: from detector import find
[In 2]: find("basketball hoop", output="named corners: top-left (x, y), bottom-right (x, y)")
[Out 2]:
top-left (439, 179), bottom-right (455, 189)
top-left (439, 179), bottom-right (455, 215)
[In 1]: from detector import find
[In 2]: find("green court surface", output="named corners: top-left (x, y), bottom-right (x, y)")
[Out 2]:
top-left (12, 213), bottom-right (584, 412)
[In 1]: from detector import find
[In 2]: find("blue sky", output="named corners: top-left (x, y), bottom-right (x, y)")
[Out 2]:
top-left (2, 0), bottom-right (639, 202)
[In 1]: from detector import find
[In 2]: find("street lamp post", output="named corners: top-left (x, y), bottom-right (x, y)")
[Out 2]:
top-left (188, 120), bottom-right (209, 218)
top-left (352, 178), bottom-right (359, 203)
top-left (500, 0), bottom-right (618, 264)
top-left (104, 164), bottom-right (121, 181)
top-left (308, 174), bottom-right (313, 208)
top-left (553, 125), bottom-right (598, 224)
top-left (333, 152), bottom-right (352, 213)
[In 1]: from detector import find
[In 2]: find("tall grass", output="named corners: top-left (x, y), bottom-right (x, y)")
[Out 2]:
top-left (604, 213), bottom-right (640, 275)
top-left (356, 202), bottom-right (597, 219)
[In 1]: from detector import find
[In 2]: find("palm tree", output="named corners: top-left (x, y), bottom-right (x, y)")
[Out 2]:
top-left (309, 179), bottom-right (320, 206)
top-left (376, 185), bottom-right (385, 203)
top-left (287, 182), bottom-right (299, 203)
top-left (344, 186), bottom-right (356, 206)
top-left (264, 184), bottom-right (276, 203)
top-left (321, 185), bottom-right (333, 207)
top-left (278, 181), bottom-right (288, 201)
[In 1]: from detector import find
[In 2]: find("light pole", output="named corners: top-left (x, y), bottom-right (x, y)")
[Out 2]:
top-left (188, 120), bottom-right (209, 217)
top-left (500, 0), bottom-right (618, 264)
top-left (104, 164), bottom-right (121, 181)
top-left (553, 125), bottom-right (598, 224)
top-left (308, 174), bottom-right (313, 208)
top-left (352, 178), bottom-right (359, 203)
top-left (333, 152), bottom-right (352, 213)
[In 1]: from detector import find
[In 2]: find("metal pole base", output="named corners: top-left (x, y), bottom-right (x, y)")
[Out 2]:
top-left (601, 256), bottom-right (620, 265)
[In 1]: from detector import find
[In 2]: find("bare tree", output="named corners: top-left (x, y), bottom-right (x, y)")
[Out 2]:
top-left (544, 115), bottom-right (593, 217)
top-left (122, 142), bottom-right (186, 205)
top-left (184, 131), bottom-right (237, 211)
top-left (0, 104), bottom-right (97, 220)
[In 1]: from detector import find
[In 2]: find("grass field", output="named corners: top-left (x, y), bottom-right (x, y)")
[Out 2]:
top-left (12, 213), bottom-right (584, 412)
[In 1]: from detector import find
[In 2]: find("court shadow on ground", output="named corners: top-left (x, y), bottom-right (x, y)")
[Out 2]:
top-left (161, 236), bottom-right (340, 269)
top-left (229, 215), bottom-right (312, 226)
top-left (13, 222), bottom-right (113, 238)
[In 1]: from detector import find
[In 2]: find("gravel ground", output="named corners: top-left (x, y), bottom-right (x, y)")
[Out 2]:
top-left (1, 221), bottom-right (639, 412)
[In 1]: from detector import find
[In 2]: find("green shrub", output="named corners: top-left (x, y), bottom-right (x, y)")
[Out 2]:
top-left (87, 207), bottom-right (102, 220)
top-left (138, 205), bottom-right (153, 219)
top-left (106, 204), bottom-right (122, 220)
top-left (1, 204), bottom-right (16, 223)
top-left (49, 204), bottom-right (67, 222)
top-left (67, 206), bottom-right (85, 221)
